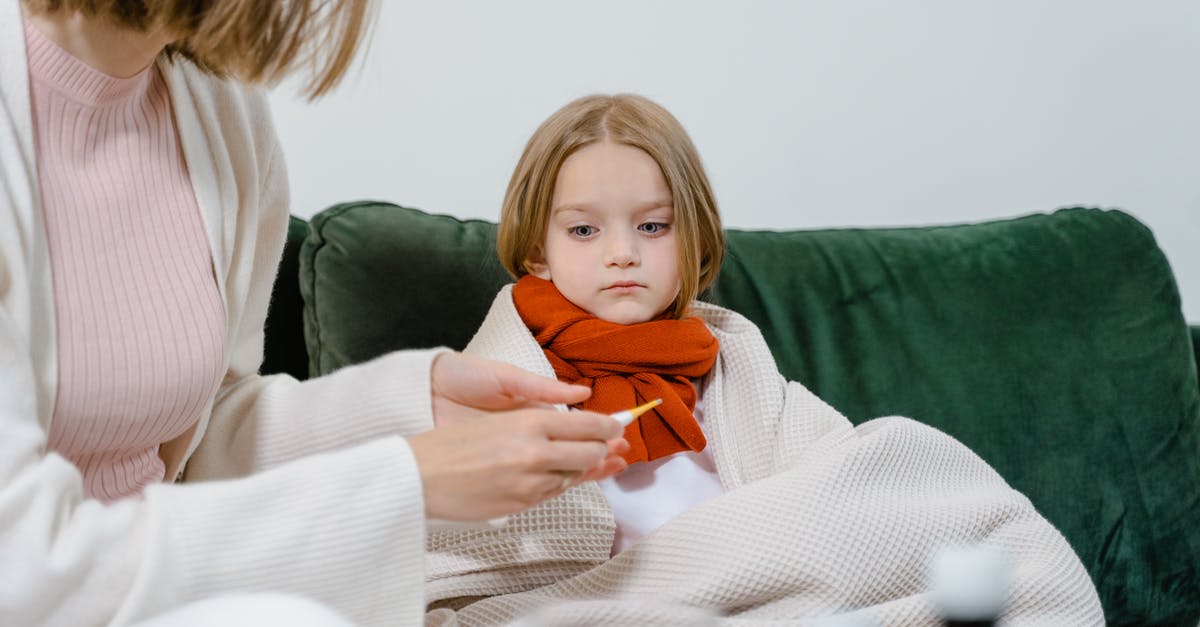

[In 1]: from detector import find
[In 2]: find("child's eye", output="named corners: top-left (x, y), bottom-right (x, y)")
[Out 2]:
top-left (569, 225), bottom-right (597, 238)
top-left (639, 222), bottom-right (670, 235)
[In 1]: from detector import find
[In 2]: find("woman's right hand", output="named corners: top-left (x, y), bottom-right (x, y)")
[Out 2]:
top-left (408, 407), bottom-right (627, 521)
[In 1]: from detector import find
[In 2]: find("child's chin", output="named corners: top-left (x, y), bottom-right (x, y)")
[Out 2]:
top-left (594, 308), bottom-right (655, 326)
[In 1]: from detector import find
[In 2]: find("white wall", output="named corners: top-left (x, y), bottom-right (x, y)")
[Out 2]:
top-left (268, 0), bottom-right (1200, 322)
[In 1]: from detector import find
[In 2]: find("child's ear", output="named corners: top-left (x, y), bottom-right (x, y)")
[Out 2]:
top-left (524, 247), bottom-right (552, 280)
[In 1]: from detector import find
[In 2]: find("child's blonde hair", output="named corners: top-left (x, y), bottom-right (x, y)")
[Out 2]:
top-left (22, 0), bottom-right (375, 99)
top-left (497, 93), bottom-right (725, 320)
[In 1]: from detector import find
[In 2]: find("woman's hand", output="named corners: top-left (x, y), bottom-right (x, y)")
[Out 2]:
top-left (430, 351), bottom-right (589, 426)
top-left (416, 351), bottom-right (629, 520)
top-left (409, 408), bottom-right (628, 521)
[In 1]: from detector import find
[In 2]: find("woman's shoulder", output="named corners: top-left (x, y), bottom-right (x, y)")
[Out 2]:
top-left (158, 55), bottom-right (279, 167)
top-left (163, 55), bottom-right (271, 111)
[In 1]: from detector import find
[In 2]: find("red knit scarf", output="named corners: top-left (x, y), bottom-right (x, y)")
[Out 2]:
top-left (512, 275), bottom-right (719, 464)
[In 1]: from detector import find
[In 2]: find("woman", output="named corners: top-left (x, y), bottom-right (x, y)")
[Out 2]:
top-left (0, 1), bottom-right (628, 624)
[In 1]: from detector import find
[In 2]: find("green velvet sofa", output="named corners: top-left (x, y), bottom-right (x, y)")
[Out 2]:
top-left (260, 201), bottom-right (1200, 626)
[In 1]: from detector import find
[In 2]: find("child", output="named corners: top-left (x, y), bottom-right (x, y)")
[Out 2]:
top-left (424, 94), bottom-right (1103, 626)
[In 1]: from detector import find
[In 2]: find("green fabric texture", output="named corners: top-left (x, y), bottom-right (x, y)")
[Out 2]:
top-left (260, 215), bottom-right (311, 380)
top-left (299, 202), bottom-right (511, 376)
top-left (1192, 326), bottom-right (1200, 390)
top-left (295, 200), bottom-right (1200, 625)
top-left (709, 209), bottom-right (1200, 626)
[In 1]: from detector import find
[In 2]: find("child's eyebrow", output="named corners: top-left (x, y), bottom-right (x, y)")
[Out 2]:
top-left (551, 200), bottom-right (674, 215)
top-left (551, 205), bottom-right (590, 216)
top-left (636, 200), bottom-right (674, 213)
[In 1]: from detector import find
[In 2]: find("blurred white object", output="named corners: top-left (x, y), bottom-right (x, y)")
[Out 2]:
top-left (929, 544), bottom-right (1013, 622)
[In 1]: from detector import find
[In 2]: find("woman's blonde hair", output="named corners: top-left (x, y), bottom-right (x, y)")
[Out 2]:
top-left (497, 93), bottom-right (725, 320)
top-left (22, 0), bottom-right (375, 98)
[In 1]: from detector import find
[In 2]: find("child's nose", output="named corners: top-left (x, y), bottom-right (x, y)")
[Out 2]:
top-left (605, 233), bottom-right (639, 267)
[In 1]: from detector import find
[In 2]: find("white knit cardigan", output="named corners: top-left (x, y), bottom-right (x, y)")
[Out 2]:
top-left (1, 3), bottom-right (439, 625)
top-left (426, 286), bottom-right (1104, 626)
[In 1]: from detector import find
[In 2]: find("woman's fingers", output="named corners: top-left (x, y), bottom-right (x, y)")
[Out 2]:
top-left (541, 410), bottom-right (622, 442)
top-left (409, 408), bottom-right (628, 521)
top-left (430, 352), bottom-right (592, 414)
top-left (607, 437), bottom-right (631, 457)
top-left (503, 411), bottom-right (617, 472)
top-left (574, 456), bottom-right (628, 484)
top-left (499, 368), bottom-right (591, 407)
top-left (535, 439), bottom-right (610, 473)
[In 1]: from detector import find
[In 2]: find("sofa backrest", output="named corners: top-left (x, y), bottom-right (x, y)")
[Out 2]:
top-left (263, 201), bottom-right (1200, 626)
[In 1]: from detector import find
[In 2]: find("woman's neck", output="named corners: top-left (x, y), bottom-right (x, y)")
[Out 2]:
top-left (24, 8), bottom-right (173, 78)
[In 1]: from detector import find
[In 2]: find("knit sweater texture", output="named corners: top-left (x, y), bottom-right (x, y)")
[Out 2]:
top-left (25, 18), bottom-right (227, 503)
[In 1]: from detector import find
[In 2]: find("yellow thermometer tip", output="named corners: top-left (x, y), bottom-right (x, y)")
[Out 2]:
top-left (628, 398), bottom-right (663, 418)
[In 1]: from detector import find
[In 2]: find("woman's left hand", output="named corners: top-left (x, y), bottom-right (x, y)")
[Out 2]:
top-left (427, 351), bottom-right (629, 486)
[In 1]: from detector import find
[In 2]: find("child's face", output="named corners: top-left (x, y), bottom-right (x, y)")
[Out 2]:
top-left (531, 140), bottom-right (681, 325)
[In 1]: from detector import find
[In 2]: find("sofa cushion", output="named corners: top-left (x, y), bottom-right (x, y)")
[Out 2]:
top-left (299, 202), bottom-right (511, 376)
top-left (298, 201), bottom-right (1200, 625)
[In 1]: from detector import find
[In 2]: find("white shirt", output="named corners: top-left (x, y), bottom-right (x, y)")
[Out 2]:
top-left (599, 399), bottom-right (726, 554)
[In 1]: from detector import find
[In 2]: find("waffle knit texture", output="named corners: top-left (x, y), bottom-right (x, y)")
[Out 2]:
top-left (512, 275), bottom-right (718, 463)
top-left (425, 285), bottom-right (1104, 625)
top-left (1, 4), bottom-right (438, 624)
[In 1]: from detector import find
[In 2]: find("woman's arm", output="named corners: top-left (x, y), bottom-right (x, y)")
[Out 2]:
top-left (0, 300), bottom-right (429, 626)
top-left (179, 130), bottom-right (438, 479)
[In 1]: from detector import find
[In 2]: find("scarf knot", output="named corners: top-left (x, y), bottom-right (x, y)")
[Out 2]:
top-left (513, 276), bottom-right (719, 464)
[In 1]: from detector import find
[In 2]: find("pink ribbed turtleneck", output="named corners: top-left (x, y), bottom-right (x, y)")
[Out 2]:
top-left (25, 19), bottom-right (226, 502)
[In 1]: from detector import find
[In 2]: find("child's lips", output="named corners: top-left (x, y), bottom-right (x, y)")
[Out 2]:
top-left (605, 281), bottom-right (643, 293)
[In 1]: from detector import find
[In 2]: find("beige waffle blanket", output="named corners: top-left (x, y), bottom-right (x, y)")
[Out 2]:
top-left (425, 286), bottom-right (1102, 626)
